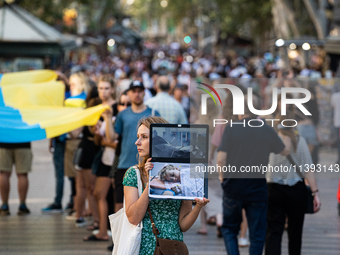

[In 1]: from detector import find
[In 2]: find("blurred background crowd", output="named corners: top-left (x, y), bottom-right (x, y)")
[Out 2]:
top-left (0, 0), bottom-right (339, 146)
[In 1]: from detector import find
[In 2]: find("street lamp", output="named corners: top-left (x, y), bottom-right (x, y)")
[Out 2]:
top-left (160, 0), bottom-right (168, 7)
top-left (302, 43), bottom-right (311, 50)
top-left (288, 50), bottom-right (299, 59)
top-left (107, 39), bottom-right (115, 47)
top-left (184, 36), bottom-right (191, 44)
top-left (289, 43), bottom-right (297, 50)
top-left (275, 39), bottom-right (285, 47)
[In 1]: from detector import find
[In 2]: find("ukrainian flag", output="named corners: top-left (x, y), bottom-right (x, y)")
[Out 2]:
top-left (0, 70), bottom-right (107, 143)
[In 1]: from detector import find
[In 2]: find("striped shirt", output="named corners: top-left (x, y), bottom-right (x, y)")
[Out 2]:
top-left (267, 136), bottom-right (313, 186)
top-left (145, 92), bottom-right (188, 124)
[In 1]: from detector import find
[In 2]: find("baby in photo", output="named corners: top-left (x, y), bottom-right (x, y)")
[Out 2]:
top-left (158, 164), bottom-right (203, 198)
top-left (158, 164), bottom-right (182, 195)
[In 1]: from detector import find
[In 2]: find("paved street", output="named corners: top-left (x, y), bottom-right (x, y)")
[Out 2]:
top-left (0, 140), bottom-right (339, 255)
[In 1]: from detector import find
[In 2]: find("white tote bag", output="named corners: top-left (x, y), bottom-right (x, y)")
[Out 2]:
top-left (109, 167), bottom-right (143, 255)
top-left (101, 147), bottom-right (115, 166)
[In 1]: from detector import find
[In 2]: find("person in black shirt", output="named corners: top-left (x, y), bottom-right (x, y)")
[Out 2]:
top-left (216, 97), bottom-right (289, 255)
top-left (84, 75), bottom-right (117, 242)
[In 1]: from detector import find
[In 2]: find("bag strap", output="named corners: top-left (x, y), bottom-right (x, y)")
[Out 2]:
top-left (134, 166), bottom-right (143, 197)
top-left (123, 167), bottom-right (143, 208)
top-left (285, 135), bottom-right (305, 180)
top-left (286, 154), bottom-right (305, 180)
top-left (147, 206), bottom-right (160, 238)
top-left (122, 167), bottom-right (144, 228)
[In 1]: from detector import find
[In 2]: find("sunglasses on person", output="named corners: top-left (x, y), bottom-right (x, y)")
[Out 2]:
top-left (119, 102), bottom-right (131, 107)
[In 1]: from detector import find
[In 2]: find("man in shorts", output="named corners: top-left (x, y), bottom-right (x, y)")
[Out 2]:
top-left (0, 142), bottom-right (32, 215)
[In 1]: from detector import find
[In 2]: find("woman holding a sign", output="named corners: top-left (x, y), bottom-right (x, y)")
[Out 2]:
top-left (122, 116), bottom-right (209, 255)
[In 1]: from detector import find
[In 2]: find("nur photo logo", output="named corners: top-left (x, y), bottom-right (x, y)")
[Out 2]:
top-left (198, 82), bottom-right (312, 128)
top-left (197, 82), bottom-right (223, 109)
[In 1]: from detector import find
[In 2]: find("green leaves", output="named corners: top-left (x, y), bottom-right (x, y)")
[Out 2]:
top-left (17, 0), bottom-right (122, 33)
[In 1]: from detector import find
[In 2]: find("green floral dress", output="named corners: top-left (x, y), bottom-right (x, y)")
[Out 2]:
top-left (123, 167), bottom-right (183, 255)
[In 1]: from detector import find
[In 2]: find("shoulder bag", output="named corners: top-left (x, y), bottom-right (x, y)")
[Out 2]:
top-left (147, 206), bottom-right (189, 255)
top-left (286, 154), bottom-right (316, 214)
top-left (109, 167), bottom-right (143, 255)
top-left (72, 147), bottom-right (83, 166)
top-left (102, 147), bottom-right (115, 166)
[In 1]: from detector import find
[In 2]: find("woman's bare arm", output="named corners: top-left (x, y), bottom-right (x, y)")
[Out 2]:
top-left (69, 127), bottom-right (84, 139)
top-left (100, 137), bottom-right (118, 149)
top-left (209, 144), bottom-right (217, 165)
top-left (178, 198), bottom-right (209, 232)
top-left (125, 184), bottom-right (150, 225)
top-left (102, 108), bottom-right (116, 142)
top-left (305, 171), bottom-right (321, 212)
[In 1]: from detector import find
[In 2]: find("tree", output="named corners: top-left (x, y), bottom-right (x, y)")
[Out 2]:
top-left (214, 0), bottom-right (273, 39)
top-left (271, 0), bottom-right (328, 40)
top-left (302, 0), bottom-right (327, 39)
top-left (13, 0), bottom-right (122, 34)
top-left (128, 0), bottom-right (273, 45)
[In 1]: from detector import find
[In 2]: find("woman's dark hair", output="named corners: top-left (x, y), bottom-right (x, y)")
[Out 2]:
top-left (85, 86), bottom-right (99, 107)
top-left (118, 89), bottom-right (129, 104)
top-left (87, 97), bottom-right (102, 108)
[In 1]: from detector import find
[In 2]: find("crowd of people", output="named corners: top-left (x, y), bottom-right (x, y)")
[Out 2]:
top-left (1, 43), bottom-right (339, 255)
top-left (39, 66), bottom-right (203, 252)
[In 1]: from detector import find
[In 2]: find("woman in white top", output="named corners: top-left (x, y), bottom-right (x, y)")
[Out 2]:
top-left (265, 114), bottom-right (321, 255)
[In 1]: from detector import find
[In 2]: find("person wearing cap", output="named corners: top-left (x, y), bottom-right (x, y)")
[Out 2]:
top-left (113, 80), bottom-right (160, 211)
top-left (145, 76), bottom-right (188, 124)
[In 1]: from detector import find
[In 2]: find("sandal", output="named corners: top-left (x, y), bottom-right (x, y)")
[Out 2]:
top-left (207, 216), bottom-right (216, 225)
top-left (84, 212), bottom-right (92, 217)
top-left (197, 229), bottom-right (207, 235)
top-left (83, 234), bottom-right (109, 242)
top-left (217, 226), bottom-right (223, 238)
top-left (87, 221), bottom-right (99, 231)
top-left (107, 244), bottom-right (114, 251)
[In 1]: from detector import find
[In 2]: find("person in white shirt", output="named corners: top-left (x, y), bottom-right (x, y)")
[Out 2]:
top-left (145, 76), bottom-right (188, 124)
top-left (177, 69), bottom-right (191, 86)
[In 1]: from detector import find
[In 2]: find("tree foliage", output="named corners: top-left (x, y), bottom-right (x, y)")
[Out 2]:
top-left (214, 0), bottom-right (273, 38)
top-left (9, 0), bottom-right (328, 41)
top-left (129, 0), bottom-right (328, 41)
top-left (12, 0), bottom-right (122, 34)
top-left (271, 0), bottom-right (324, 39)
top-left (129, 0), bottom-right (273, 40)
